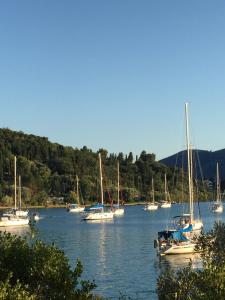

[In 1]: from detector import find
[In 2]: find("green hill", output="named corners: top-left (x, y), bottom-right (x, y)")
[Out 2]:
top-left (0, 128), bottom-right (210, 206)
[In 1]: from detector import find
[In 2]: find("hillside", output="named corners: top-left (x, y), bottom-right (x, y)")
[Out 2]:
top-left (0, 128), bottom-right (184, 206)
top-left (160, 149), bottom-right (225, 182)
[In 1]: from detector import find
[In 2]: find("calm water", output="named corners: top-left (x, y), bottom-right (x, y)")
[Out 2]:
top-left (2, 202), bottom-right (224, 299)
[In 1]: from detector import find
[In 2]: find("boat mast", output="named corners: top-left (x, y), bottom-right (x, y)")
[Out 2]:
top-left (164, 173), bottom-right (167, 202)
top-left (185, 103), bottom-right (194, 222)
top-left (117, 161), bottom-right (120, 206)
top-left (76, 175), bottom-right (80, 206)
top-left (216, 162), bottom-right (221, 203)
top-left (152, 178), bottom-right (155, 204)
top-left (19, 175), bottom-right (22, 210)
top-left (14, 156), bottom-right (17, 210)
top-left (99, 153), bottom-right (104, 205)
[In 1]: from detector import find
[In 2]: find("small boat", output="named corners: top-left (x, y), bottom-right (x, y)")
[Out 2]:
top-left (211, 163), bottom-right (223, 213)
top-left (112, 162), bottom-right (124, 216)
top-left (82, 154), bottom-right (113, 221)
top-left (67, 175), bottom-right (85, 213)
top-left (82, 204), bottom-right (113, 220)
top-left (144, 178), bottom-right (158, 211)
top-left (160, 173), bottom-right (171, 208)
top-left (32, 212), bottom-right (40, 221)
top-left (154, 225), bottom-right (197, 256)
top-left (0, 157), bottom-right (29, 227)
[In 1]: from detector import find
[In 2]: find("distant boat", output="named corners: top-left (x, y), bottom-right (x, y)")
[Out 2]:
top-left (112, 162), bottom-right (125, 216)
top-left (160, 173), bottom-right (171, 208)
top-left (82, 153), bottom-right (114, 221)
top-left (211, 162), bottom-right (223, 213)
top-left (68, 175), bottom-right (85, 213)
top-left (0, 156), bottom-right (29, 227)
top-left (144, 178), bottom-right (158, 211)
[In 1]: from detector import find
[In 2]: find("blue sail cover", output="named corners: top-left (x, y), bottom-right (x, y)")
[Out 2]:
top-left (84, 204), bottom-right (104, 211)
top-left (179, 224), bottom-right (193, 233)
top-left (172, 231), bottom-right (188, 241)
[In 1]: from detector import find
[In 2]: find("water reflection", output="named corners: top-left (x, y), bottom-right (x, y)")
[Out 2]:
top-left (84, 219), bottom-right (114, 224)
top-left (158, 253), bottom-right (202, 271)
top-left (0, 226), bottom-right (30, 236)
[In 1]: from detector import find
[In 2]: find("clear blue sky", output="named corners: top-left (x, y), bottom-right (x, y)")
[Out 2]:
top-left (1, 0), bottom-right (225, 160)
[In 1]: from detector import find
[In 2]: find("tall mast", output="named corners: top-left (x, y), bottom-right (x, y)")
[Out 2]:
top-left (216, 162), bottom-right (221, 203)
top-left (185, 103), bottom-right (194, 222)
top-left (19, 175), bottom-right (22, 209)
top-left (117, 161), bottom-right (120, 206)
top-left (14, 156), bottom-right (17, 210)
top-left (152, 178), bottom-right (155, 204)
top-left (164, 173), bottom-right (167, 201)
top-left (99, 153), bottom-right (104, 205)
top-left (76, 175), bottom-right (80, 206)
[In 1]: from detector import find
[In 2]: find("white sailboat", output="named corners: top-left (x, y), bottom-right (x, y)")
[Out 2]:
top-left (83, 153), bottom-right (114, 220)
top-left (160, 173), bottom-right (171, 208)
top-left (68, 175), bottom-right (85, 213)
top-left (155, 103), bottom-right (202, 255)
top-left (0, 156), bottom-right (29, 227)
top-left (212, 163), bottom-right (223, 213)
top-left (144, 178), bottom-right (158, 211)
top-left (113, 162), bottom-right (125, 216)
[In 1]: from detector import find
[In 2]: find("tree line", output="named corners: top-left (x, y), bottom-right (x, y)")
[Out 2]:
top-left (0, 128), bottom-right (211, 206)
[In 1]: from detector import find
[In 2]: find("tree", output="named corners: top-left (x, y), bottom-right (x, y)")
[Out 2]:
top-left (0, 232), bottom-right (102, 300)
top-left (157, 222), bottom-right (225, 300)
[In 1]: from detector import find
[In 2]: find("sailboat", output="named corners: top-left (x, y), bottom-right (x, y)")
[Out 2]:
top-left (155, 103), bottom-right (202, 255)
top-left (144, 178), bottom-right (158, 211)
top-left (82, 153), bottom-right (114, 220)
top-left (0, 156), bottom-right (29, 227)
top-left (68, 175), bottom-right (85, 213)
top-left (112, 162), bottom-right (125, 216)
top-left (160, 173), bottom-right (171, 208)
top-left (211, 163), bottom-right (223, 213)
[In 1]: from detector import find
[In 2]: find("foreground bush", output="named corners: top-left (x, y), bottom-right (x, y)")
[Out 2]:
top-left (157, 222), bottom-right (225, 300)
top-left (0, 232), bottom-right (101, 299)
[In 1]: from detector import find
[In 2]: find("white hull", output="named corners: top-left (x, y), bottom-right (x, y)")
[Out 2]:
top-left (212, 204), bottom-right (223, 213)
top-left (113, 208), bottom-right (124, 215)
top-left (83, 211), bottom-right (114, 220)
top-left (15, 210), bottom-right (29, 217)
top-left (0, 217), bottom-right (29, 227)
top-left (161, 203), bottom-right (171, 208)
top-left (145, 204), bottom-right (158, 211)
top-left (3, 209), bottom-right (29, 218)
top-left (69, 207), bottom-right (85, 213)
top-left (160, 242), bottom-right (196, 255)
top-left (192, 220), bottom-right (203, 231)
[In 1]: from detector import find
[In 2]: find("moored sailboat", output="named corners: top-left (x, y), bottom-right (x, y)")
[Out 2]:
top-left (211, 162), bottom-right (223, 213)
top-left (160, 173), bottom-right (171, 208)
top-left (155, 103), bottom-right (202, 255)
top-left (0, 157), bottom-right (29, 227)
top-left (112, 162), bottom-right (124, 216)
top-left (68, 175), bottom-right (85, 213)
top-left (82, 153), bottom-right (114, 221)
top-left (144, 178), bottom-right (158, 211)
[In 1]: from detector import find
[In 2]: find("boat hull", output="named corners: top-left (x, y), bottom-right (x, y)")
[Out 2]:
top-left (113, 208), bottom-right (124, 215)
top-left (159, 242), bottom-right (196, 255)
top-left (0, 217), bottom-right (29, 227)
top-left (69, 207), bottom-right (85, 213)
top-left (83, 211), bottom-right (113, 220)
top-left (144, 204), bottom-right (158, 211)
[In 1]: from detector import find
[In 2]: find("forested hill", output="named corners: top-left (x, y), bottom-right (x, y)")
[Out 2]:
top-left (160, 149), bottom-right (225, 182)
top-left (0, 128), bottom-right (208, 206)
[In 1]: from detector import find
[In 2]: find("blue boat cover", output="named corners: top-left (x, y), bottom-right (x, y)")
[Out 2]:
top-left (84, 204), bottom-right (104, 211)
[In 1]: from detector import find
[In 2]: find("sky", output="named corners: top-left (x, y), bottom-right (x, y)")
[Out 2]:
top-left (1, 1), bottom-right (225, 160)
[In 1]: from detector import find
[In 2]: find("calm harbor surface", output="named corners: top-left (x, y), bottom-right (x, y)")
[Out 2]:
top-left (1, 202), bottom-right (223, 299)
